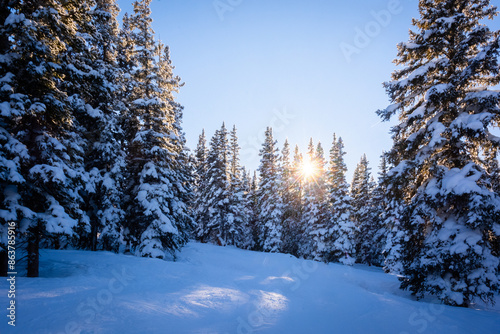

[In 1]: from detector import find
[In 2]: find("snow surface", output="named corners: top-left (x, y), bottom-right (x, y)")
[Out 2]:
top-left (0, 242), bottom-right (499, 334)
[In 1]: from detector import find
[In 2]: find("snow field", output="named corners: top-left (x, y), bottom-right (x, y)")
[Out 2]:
top-left (0, 242), bottom-right (498, 334)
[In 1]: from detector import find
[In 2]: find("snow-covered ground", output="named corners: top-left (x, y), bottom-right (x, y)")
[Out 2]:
top-left (0, 242), bottom-right (499, 334)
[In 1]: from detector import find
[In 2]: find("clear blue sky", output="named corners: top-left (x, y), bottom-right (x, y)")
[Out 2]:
top-left (117, 0), bottom-right (499, 181)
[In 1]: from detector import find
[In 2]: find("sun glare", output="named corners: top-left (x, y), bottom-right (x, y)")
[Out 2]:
top-left (301, 158), bottom-right (317, 180)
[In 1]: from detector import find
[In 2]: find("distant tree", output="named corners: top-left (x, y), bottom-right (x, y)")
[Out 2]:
top-left (302, 139), bottom-right (330, 261)
top-left (257, 127), bottom-right (283, 252)
top-left (351, 155), bottom-right (380, 264)
top-left (193, 130), bottom-right (208, 191)
top-left (280, 139), bottom-right (302, 256)
top-left (246, 171), bottom-right (260, 250)
top-left (239, 167), bottom-right (256, 250)
top-left (195, 124), bottom-right (231, 245)
top-left (327, 135), bottom-right (356, 265)
top-left (358, 154), bottom-right (390, 266)
top-left (192, 129), bottom-right (208, 234)
top-left (350, 154), bottom-right (373, 226)
top-left (227, 125), bottom-right (250, 247)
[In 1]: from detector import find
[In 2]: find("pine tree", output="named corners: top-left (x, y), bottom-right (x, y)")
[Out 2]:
top-left (302, 139), bottom-right (330, 261)
top-left (327, 135), bottom-right (356, 265)
top-left (0, 0), bottom-right (95, 276)
top-left (67, 0), bottom-right (126, 252)
top-left (193, 129), bottom-right (208, 191)
top-left (350, 154), bottom-right (373, 225)
top-left (122, 0), bottom-right (191, 259)
top-left (257, 127), bottom-right (283, 252)
top-left (246, 170), bottom-right (260, 250)
top-left (0, 0), bottom-right (28, 276)
top-left (227, 125), bottom-right (249, 247)
top-left (378, 0), bottom-right (500, 306)
top-left (192, 129), bottom-right (208, 230)
top-left (280, 139), bottom-right (302, 256)
top-left (195, 124), bottom-right (232, 245)
top-left (351, 155), bottom-right (379, 264)
top-left (155, 42), bottom-right (194, 254)
top-left (298, 140), bottom-right (315, 258)
top-left (238, 167), bottom-right (255, 249)
top-left (358, 154), bottom-right (390, 266)
top-left (92, 0), bottom-right (127, 252)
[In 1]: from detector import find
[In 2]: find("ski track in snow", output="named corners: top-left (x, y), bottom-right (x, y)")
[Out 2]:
top-left (0, 242), bottom-right (499, 334)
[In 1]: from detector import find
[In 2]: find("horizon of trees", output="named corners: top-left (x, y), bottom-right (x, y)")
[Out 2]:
top-left (192, 124), bottom-right (376, 267)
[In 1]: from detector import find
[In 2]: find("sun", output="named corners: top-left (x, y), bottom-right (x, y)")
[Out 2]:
top-left (301, 158), bottom-right (317, 181)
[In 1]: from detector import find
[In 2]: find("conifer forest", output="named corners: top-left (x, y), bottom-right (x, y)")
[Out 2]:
top-left (1, 0), bottom-right (500, 332)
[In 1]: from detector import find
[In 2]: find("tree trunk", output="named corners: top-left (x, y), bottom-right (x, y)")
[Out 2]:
top-left (27, 233), bottom-right (40, 277)
top-left (0, 250), bottom-right (7, 277)
top-left (91, 220), bottom-right (97, 251)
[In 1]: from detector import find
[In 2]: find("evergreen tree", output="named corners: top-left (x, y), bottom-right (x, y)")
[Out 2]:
top-left (378, 0), bottom-right (500, 306)
top-left (327, 135), bottom-right (356, 265)
top-left (0, 0), bottom-right (29, 275)
top-left (239, 167), bottom-right (255, 250)
top-left (280, 139), bottom-right (302, 256)
top-left (257, 127), bottom-right (283, 252)
top-left (193, 129), bottom-right (208, 191)
top-left (195, 124), bottom-right (231, 245)
top-left (69, 0), bottom-right (126, 252)
top-left (351, 155), bottom-right (379, 264)
top-left (298, 140), bottom-right (315, 258)
top-left (0, 0), bottom-right (94, 276)
top-left (192, 129), bottom-right (208, 232)
top-left (122, 0), bottom-right (191, 259)
top-left (302, 140), bottom-right (330, 261)
top-left (350, 154), bottom-right (373, 226)
top-left (246, 170), bottom-right (260, 250)
top-left (358, 154), bottom-right (389, 266)
top-left (155, 42), bottom-right (194, 254)
top-left (227, 125), bottom-right (249, 247)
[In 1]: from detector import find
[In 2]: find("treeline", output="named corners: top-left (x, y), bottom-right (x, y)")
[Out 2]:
top-left (0, 0), bottom-right (192, 276)
top-left (192, 124), bottom-right (384, 267)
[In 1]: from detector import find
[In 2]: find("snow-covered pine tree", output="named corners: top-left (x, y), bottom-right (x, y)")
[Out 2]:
top-left (0, 0), bottom-right (28, 276)
top-left (351, 155), bottom-right (379, 264)
top-left (0, 0), bottom-right (94, 276)
top-left (195, 124), bottom-right (231, 245)
top-left (63, 0), bottom-right (126, 252)
top-left (291, 145), bottom-right (304, 209)
top-left (246, 170), bottom-right (260, 250)
top-left (117, 11), bottom-right (138, 150)
top-left (378, 0), bottom-right (500, 306)
top-left (227, 125), bottom-right (249, 247)
top-left (358, 154), bottom-right (389, 266)
top-left (280, 139), bottom-right (301, 256)
top-left (302, 139), bottom-right (330, 261)
top-left (193, 129), bottom-right (208, 191)
top-left (192, 129), bottom-right (208, 230)
top-left (381, 188), bottom-right (407, 275)
top-left (350, 154), bottom-right (373, 225)
top-left (155, 42), bottom-right (194, 253)
top-left (121, 0), bottom-right (190, 259)
top-left (326, 134), bottom-right (356, 265)
top-left (300, 139), bottom-right (317, 258)
top-left (87, 0), bottom-right (126, 252)
top-left (257, 127), bottom-right (283, 252)
top-left (239, 167), bottom-right (256, 250)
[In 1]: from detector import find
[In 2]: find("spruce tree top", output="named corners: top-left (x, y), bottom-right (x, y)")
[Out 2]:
top-left (378, 0), bottom-right (500, 189)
